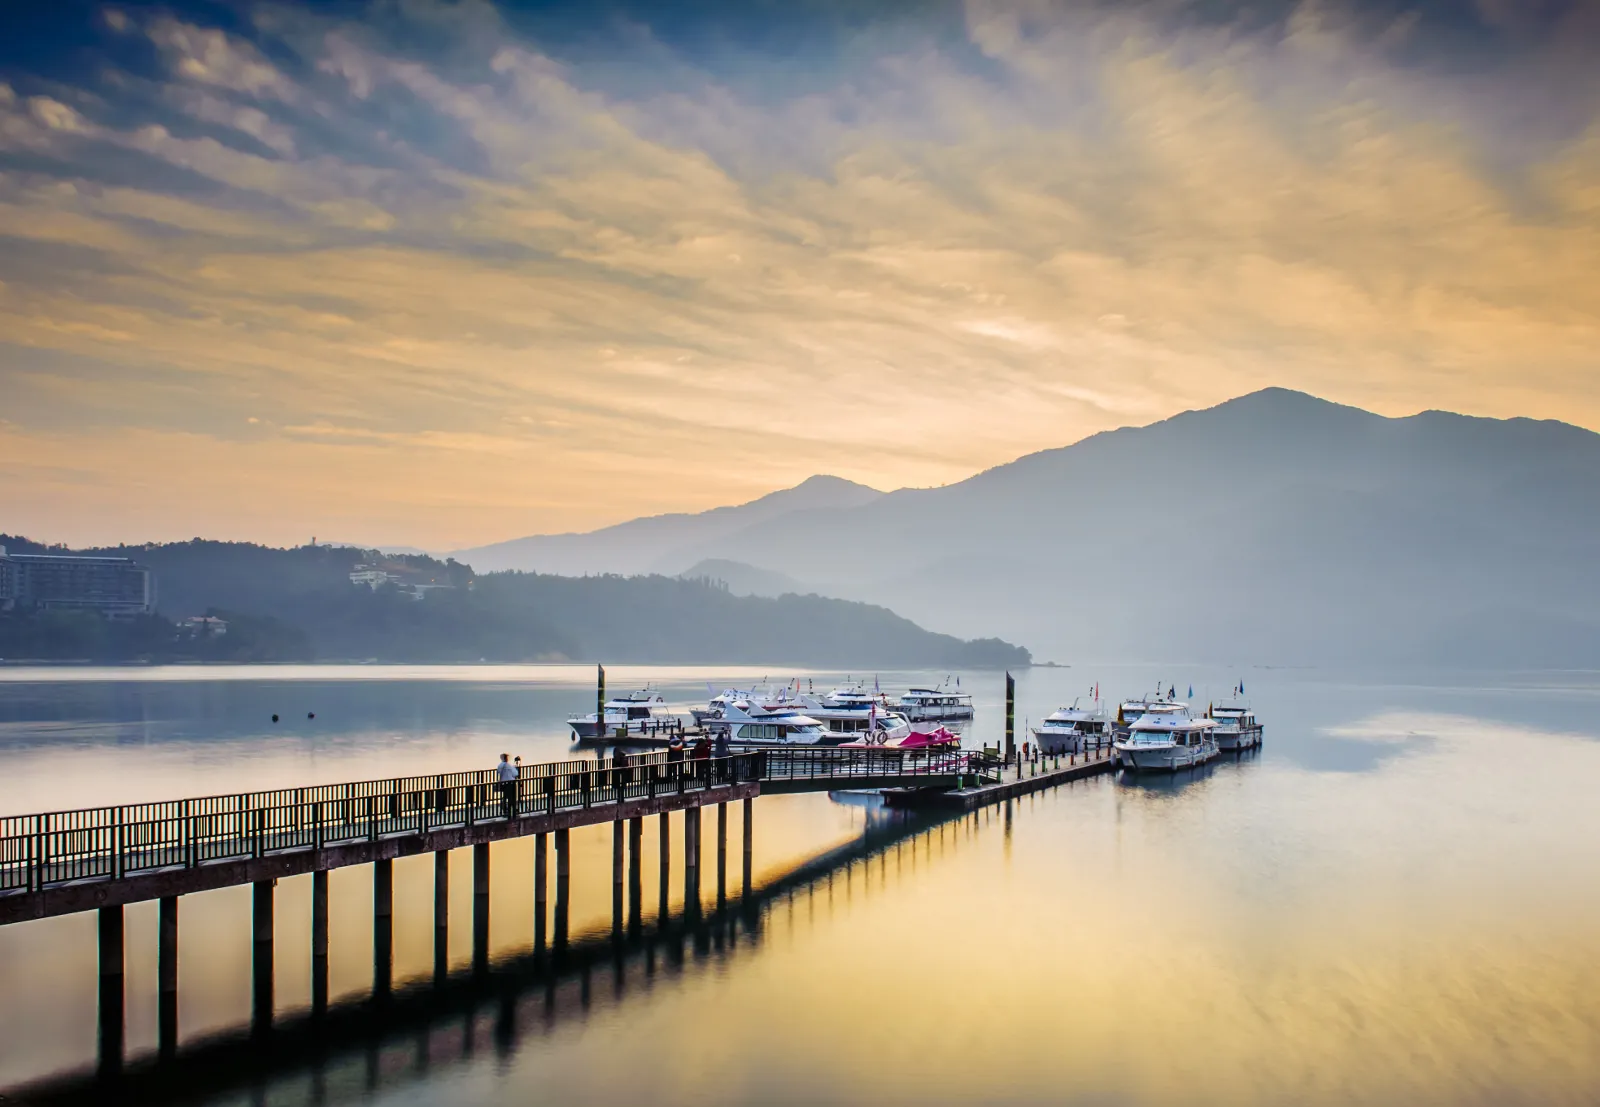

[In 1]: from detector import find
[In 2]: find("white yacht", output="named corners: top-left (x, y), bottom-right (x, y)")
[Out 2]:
top-left (1112, 691), bottom-right (1186, 739)
top-left (1208, 701), bottom-right (1263, 751)
top-left (795, 692), bottom-right (913, 744)
top-left (1030, 700), bottom-right (1111, 754)
top-left (691, 688), bottom-right (755, 726)
top-left (1114, 708), bottom-right (1220, 772)
top-left (567, 689), bottom-right (679, 740)
top-left (710, 702), bottom-right (828, 746)
top-left (898, 682), bottom-right (974, 722)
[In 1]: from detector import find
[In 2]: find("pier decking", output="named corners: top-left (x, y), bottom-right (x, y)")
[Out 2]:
top-left (0, 740), bottom-right (1110, 1083)
top-left (884, 745), bottom-right (1118, 810)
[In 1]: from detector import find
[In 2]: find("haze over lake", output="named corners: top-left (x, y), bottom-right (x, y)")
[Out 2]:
top-left (4, 664), bottom-right (1600, 1105)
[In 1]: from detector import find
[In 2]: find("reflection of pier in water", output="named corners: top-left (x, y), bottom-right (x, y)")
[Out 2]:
top-left (13, 796), bottom-right (998, 1107)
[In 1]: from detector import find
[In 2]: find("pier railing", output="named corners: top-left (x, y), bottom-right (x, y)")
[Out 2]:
top-left (0, 746), bottom-right (988, 896)
top-left (0, 752), bottom-right (759, 895)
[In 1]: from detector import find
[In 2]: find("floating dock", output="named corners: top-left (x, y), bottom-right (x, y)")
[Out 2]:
top-left (882, 747), bottom-right (1116, 811)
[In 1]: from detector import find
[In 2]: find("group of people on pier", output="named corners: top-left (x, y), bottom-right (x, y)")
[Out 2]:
top-left (492, 734), bottom-right (733, 819)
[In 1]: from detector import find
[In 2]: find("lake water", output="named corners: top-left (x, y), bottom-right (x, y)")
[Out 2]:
top-left (3, 663), bottom-right (1600, 1105)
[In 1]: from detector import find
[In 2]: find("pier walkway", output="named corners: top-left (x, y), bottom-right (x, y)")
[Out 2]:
top-left (0, 747), bottom-right (988, 924)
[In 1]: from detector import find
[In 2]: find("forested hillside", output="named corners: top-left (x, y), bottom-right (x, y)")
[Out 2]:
top-left (0, 538), bottom-right (1027, 667)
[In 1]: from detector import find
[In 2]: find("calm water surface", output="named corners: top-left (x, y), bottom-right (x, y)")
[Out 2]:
top-left (3, 663), bottom-right (1600, 1105)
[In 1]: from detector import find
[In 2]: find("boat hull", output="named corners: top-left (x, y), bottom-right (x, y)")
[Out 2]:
top-left (903, 707), bottom-right (975, 722)
top-left (1215, 725), bottom-right (1264, 751)
top-left (569, 717), bottom-right (682, 741)
top-left (1115, 741), bottom-right (1219, 772)
top-left (1031, 729), bottom-right (1095, 755)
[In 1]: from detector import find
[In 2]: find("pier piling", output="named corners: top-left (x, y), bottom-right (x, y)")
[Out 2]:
top-left (472, 843), bottom-right (490, 974)
top-left (158, 895), bottom-right (178, 1061)
top-left (611, 819), bottom-right (625, 939)
top-left (97, 904), bottom-right (124, 1078)
top-left (373, 858), bottom-right (393, 999)
top-left (554, 828), bottom-right (570, 953)
top-left (658, 812), bottom-right (671, 928)
top-left (742, 797), bottom-right (754, 896)
top-left (533, 833), bottom-right (548, 957)
top-left (628, 816), bottom-right (643, 936)
top-left (716, 802), bottom-right (728, 912)
top-left (684, 807), bottom-right (701, 918)
top-left (251, 879), bottom-right (274, 1034)
top-left (311, 869), bottom-right (329, 1015)
top-left (434, 850), bottom-right (449, 983)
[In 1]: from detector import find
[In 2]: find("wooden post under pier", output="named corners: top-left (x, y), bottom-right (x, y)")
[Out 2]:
top-left (472, 843), bottom-right (490, 974)
top-left (158, 895), bottom-right (178, 1062)
top-left (252, 879), bottom-right (273, 1035)
top-left (373, 858), bottom-right (393, 999)
top-left (98, 904), bottom-right (124, 1079)
top-left (434, 849), bottom-right (449, 984)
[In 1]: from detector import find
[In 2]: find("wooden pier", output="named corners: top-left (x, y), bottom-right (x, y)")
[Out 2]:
top-left (0, 745), bottom-right (999, 1081)
top-left (884, 744), bottom-right (1117, 810)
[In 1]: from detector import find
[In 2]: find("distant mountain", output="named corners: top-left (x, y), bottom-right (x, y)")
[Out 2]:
top-left (679, 559), bottom-right (815, 598)
top-left (470, 389), bottom-right (1600, 666)
top-left (450, 474), bottom-right (882, 575)
top-left (0, 538), bottom-right (1025, 667)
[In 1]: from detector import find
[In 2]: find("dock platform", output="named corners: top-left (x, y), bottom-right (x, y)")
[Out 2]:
top-left (883, 747), bottom-right (1116, 811)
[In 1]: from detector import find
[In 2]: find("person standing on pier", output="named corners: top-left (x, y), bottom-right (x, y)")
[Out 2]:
top-left (497, 753), bottom-right (519, 818)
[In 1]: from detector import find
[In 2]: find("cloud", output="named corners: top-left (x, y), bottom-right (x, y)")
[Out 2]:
top-left (0, 0), bottom-right (1596, 548)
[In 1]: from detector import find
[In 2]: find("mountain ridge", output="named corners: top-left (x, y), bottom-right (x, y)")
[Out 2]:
top-left (433, 388), bottom-right (1600, 665)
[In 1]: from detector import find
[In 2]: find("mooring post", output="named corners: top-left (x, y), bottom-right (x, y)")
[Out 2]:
top-left (1005, 671), bottom-right (1016, 765)
top-left (533, 832), bottom-right (548, 956)
top-left (716, 802), bottom-right (728, 912)
top-left (97, 904), bottom-right (124, 1079)
top-left (373, 858), bottom-right (393, 999)
top-left (554, 828), bottom-right (571, 953)
top-left (158, 895), bottom-right (178, 1061)
top-left (742, 797), bottom-right (754, 896)
top-left (252, 879), bottom-right (274, 1035)
top-left (433, 849), bottom-right (449, 983)
top-left (473, 842), bottom-right (491, 974)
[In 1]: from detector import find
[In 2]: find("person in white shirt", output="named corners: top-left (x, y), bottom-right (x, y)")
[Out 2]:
top-left (497, 753), bottom-right (520, 818)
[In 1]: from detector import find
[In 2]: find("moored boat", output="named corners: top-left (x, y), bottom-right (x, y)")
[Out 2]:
top-left (898, 681), bottom-right (975, 722)
top-left (1031, 699), bottom-right (1111, 754)
top-left (797, 690), bottom-right (913, 745)
top-left (1113, 708), bottom-right (1219, 772)
top-left (707, 702), bottom-right (828, 746)
top-left (1208, 700), bottom-right (1263, 751)
top-left (568, 688), bottom-right (679, 740)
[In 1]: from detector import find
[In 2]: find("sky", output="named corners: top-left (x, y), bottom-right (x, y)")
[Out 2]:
top-left (1, 0), bottom-right (1597, 550)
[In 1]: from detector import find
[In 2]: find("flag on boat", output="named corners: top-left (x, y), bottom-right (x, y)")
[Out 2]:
top-left (874, 675), bottom-right (881, 694)
top-left (1188, 685), bottom-right (1194, 699)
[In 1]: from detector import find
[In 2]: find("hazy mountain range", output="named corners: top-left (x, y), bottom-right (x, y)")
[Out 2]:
top-left (451, 389), bottom-right (1600, 666)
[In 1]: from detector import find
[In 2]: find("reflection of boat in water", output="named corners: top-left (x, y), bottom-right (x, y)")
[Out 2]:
top-left (568, 689), bottom-right (678, 740)
top-left (1207, 698), bottom-right (1263, 751)
top-left (1114, 707), bottom-right (1219, 772)
top-left (898, 681), bottom-right (975, 722)
top-left (1031, 699), bottom-right (1111, 754)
